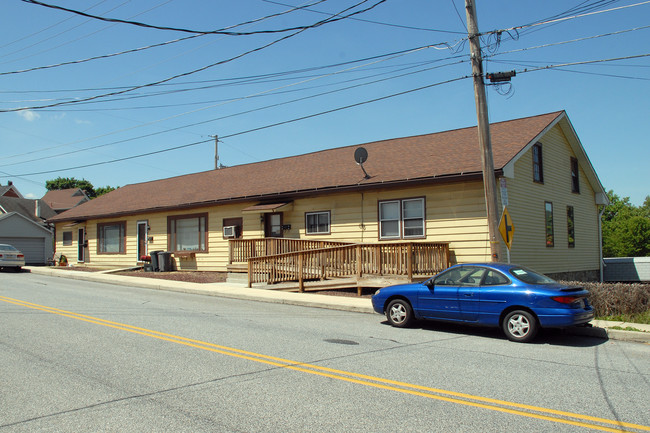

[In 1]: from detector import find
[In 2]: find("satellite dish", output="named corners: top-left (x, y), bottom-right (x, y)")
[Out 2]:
top-left (354, 147), bottom-right (368, 164)
top-left (354, 147), bottom-right (370, 179)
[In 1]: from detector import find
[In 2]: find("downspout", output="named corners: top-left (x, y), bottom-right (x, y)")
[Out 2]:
top-left (598, 205), bottom-right (606, 282)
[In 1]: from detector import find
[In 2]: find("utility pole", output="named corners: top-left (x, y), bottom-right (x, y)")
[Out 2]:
top-left (210, 135), bottom-right (219, 169)
top-left (465, 0), bottom-right (501, 261)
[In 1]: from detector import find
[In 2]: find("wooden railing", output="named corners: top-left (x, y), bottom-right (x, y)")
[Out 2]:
top-left (246, 242), bottom-right (450, 290)
top-left (229, 238), bottom-right (352, 264)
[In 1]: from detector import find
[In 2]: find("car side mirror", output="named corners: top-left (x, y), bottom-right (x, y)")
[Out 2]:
top-left (425, 280), bottom-right (435, 289)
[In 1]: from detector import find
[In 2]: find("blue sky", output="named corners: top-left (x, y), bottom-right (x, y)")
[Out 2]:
top-left (1, 0), bottom-right (648, 204)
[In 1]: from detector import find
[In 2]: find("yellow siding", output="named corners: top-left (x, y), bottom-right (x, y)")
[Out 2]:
top-left (54, 182), bottom-right (490, 271)
top-left (502, 124), bottom-right (600, 274)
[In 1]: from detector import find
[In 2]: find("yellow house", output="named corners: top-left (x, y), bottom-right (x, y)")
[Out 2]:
top-left (48, 111), bottom-right (608, 280)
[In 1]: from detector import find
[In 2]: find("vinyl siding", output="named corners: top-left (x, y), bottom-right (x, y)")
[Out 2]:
top-left (501, 124), bottom-right (600, 274)
top-left (54, 182), bottom-right (490, 271)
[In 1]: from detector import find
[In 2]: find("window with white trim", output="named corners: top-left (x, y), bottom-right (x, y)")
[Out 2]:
top-left (305, 211), bottom-right (330, 235)
top-left (379, 198), bottom-right (425, 240)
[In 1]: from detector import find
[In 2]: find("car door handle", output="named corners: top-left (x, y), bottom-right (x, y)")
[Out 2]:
top-left (464, 293), bottom-right (474, 297)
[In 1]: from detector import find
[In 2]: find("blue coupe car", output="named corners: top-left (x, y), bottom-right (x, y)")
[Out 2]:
top-left (371, 263), bottom-right (594, 342)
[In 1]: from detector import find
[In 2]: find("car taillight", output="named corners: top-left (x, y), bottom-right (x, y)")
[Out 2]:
top-left (552, 296), bottom-right (579, 304)
top-left (17, 254), bottom-right (24, 258)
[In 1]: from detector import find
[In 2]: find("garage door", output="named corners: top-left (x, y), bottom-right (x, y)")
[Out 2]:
top-left (0, 237), bottom-right (46, 264)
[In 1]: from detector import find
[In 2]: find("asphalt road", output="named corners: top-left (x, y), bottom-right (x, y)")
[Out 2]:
top-left (1, 272), bottom-right (649, 433)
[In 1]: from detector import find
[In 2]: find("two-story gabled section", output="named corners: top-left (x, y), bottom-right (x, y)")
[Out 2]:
top-left (48, 111), bottom-right (608, 281)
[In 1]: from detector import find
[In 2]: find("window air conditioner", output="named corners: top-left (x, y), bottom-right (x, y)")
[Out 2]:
top-left (223, 225), bottom-right (237, 238)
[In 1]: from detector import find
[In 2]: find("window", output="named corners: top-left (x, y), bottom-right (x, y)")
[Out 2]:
top-left (532, 143), bottom-right (544, 183)
top-left (571, 157), bottom-right (580, 193)
top-left (378, 198), bottom-right (425, 240)
top-left (305, 211), bottom-right (330, 235)
top-left (567, 206), bottom-right (575, 248)
top-left (545, 202), bottom-right (554, 247)
top-left (168, 213), bottom-right (207, 252)
top-left (97, 222), bottom-right (126, 254)
top-left (62, 231), bottom-right (73, 246)
top-left (483, 270), bottom-right (511, 286)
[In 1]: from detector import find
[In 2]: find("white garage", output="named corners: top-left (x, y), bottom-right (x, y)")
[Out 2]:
top-left (0, 213), bottom-right (53, 265)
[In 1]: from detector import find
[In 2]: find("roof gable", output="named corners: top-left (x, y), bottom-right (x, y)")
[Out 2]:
top-left (0, 197), bottom-right (56, 222)
top-left (42, 188), bottom-right (90, 211)
top-left (0, 212), bottom-right (53, 235)
top-left (50, 111), bottom-right (587, 222)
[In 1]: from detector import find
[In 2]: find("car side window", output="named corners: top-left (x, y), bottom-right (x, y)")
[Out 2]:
top-left (482, 270), bottom-right (510, 286)
top-left (435, 267), bottom-right (483, 286)
top-left (458, 268), bottom-right (486, 286)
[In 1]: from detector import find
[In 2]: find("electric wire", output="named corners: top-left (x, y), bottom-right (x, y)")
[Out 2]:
top-left (20, 0), bottom-right (385, 36)
top-left (0, 75), bottom-right (470, 178)
top-left (1, 46), bottom-right (461, 163)
top-left (0, 58), bottom-right (466, 167)
top-left (0, 1), bottom-right (329, 76)
top-left (1, 0), bottom-right (387, 112)
top-left (261, 0), bottom-right (466, 34)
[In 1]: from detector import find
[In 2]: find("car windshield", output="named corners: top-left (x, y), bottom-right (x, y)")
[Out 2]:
top-left (508, 266), bottom-right (556, 285)
top-left (0, 244), bottom-right (18, 251)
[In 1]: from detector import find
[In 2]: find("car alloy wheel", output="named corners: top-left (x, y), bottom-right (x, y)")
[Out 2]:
top-left (503, 310), bottom-right (538, 343)
top-left (386, 299), bottom-right (413, 328)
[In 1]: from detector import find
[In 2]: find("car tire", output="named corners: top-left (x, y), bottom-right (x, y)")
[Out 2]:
top-left (386, 299), bottom-right (414, 328)
top-left (502, 310), bottom-right (538, 343)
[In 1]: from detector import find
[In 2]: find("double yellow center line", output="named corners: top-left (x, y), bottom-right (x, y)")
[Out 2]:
top-left (1, 295), bottom-right (648, 433)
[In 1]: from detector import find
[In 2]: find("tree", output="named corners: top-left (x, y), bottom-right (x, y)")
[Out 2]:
top-left (94, 185), bottom-right (117, 197)
top-left (45, 177), bottom-right (118, 199)
top-left (602, 190), bottom-right (650, 257)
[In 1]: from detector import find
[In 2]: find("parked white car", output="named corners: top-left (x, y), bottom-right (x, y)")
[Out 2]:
top-left (0, 244), bottom-right (25, 271)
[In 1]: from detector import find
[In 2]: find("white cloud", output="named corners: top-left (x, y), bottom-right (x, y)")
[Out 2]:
top-left (24, 193), bottom-right (36, 199)
top-left (75, 119), bottom-right (92, 125)
top-left (17, 110), bottom-right (41, 122)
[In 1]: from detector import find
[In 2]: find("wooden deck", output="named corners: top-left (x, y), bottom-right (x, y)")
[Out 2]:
top-left (229, 239), bottom-right (450, 294)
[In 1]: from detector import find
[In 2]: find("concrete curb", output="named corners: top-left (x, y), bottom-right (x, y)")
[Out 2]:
top-left (24, 267), bottom-right (650, 344)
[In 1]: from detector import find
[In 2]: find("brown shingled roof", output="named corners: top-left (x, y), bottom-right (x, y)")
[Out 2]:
top-left (42, 188), bottom-right (89, 211)
top-left (49, 111), bottom-right (564, 222)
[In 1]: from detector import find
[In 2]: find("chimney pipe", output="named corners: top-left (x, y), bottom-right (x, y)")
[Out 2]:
top-left (35, 200), bottom-right (41, 218)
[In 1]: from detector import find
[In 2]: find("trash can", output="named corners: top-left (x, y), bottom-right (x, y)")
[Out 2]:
top-left (158, 251), bottom-right (173, 272)
top-left (150, 251), bottom-right (162, 272)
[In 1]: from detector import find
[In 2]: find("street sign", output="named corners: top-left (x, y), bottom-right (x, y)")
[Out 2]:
top-left (499, 207), bottom-right (515, 250)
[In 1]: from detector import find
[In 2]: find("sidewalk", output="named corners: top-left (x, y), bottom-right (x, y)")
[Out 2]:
top-left (24, 266), bottom-right (650, 344)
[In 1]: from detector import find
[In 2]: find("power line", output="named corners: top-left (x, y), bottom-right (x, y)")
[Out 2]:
top-left (261, 0), bottom-right (467, 34)
top-left (489, 0), bottom-right (650, 36)
top-left (0, 75), bottom-right (470, 178)
top-left (1, 58), bottom-right (466, 167)
top-left (0, 0), bottom-right (332, 76)
top-left (20, 0), bottom-right (384, 36)
top-left (2, 0), bottom-right (387, 112)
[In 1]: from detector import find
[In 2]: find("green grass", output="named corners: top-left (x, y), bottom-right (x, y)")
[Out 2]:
top-left (609, 326), bottom-right (646, 332)
top-left (596, 310), bottom-right (650, 325)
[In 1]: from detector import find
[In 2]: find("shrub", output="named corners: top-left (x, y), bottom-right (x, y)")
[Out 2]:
top-left (561, 281), bottom-right (650, 317)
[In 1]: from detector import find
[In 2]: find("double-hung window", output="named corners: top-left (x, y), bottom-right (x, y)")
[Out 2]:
top-left (379, 198), bottom-right (425, 240)
top-left (305, 211), bottom-right (330, 235)
top-left (571, 157), bottom-right (580, 193)
top-left (98, 222), bottom-right (126, 254)
top-left (168, 213), bottom-right (207, 252)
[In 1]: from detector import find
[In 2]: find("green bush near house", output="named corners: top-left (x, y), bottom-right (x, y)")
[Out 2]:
top-left (561, 281), bottom-right (650, 324)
